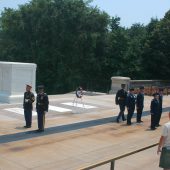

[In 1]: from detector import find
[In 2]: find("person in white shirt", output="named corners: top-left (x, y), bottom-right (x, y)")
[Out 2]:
top-left (157, 112), bottom-right (170, 170)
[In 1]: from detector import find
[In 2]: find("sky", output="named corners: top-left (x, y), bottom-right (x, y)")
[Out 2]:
top-left (0, 0), bottom-right (170, 27)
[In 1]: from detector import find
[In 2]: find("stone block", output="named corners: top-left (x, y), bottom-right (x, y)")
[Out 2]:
top-left (110, 76), bottom-right (131, 94)
top-left (0, 62), bottom-right (36, 103)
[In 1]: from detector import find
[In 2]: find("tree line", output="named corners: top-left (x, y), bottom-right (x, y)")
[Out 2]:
top-left (0, 0), bottom-right (170, 94)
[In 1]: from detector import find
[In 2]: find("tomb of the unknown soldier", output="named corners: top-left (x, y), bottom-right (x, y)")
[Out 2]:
top-left (0, 62), bottom-right (36, 103)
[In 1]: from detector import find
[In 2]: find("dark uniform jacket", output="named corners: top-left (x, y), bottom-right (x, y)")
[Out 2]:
top-left (150, 99), bottom-right (159, 115)
top-left (136, 92), bottom-right (144, 109)
top-left (126, 93), bottom-right (136, 110)
top-left (158, 94), bottom-right (163, 113)
top-left (36, 93), bottom-right (49, 112)
top-left (115, 89), bottom-right (127, 105)
top-left (23, 91), bottom-right (35, 110)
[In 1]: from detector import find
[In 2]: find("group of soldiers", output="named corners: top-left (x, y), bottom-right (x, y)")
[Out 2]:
top-left (23, 84), bottom-right (49, 132)
top-left (23, 83), bottom-right (163, 132)
top-left (115, 84), bottom-right (163, 130)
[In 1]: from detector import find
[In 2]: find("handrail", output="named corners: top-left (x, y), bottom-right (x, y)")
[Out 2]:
top-left (78, 143), bottom-right (158, 170)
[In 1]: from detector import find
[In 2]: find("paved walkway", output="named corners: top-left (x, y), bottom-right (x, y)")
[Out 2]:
top-left (0, 94), bottom-right (169, 170)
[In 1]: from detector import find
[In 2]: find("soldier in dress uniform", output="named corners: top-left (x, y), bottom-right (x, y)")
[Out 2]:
top-left (136, 86), bottom-right (145, 123)
top-left (23, 84), bottom-right (35, 128)
top-left (156, 88), bottom-right (163, 127)
top-left (115, 84), bottom-right (127, 123)
top-left (36, 85), bottom-right (49, 132)
top-left (150, 93), bottom-right (160, 130)
top-left (126, 88), bottom-right (136, 125)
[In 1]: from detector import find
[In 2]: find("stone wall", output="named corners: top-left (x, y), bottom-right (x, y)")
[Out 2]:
top-left (110, 76), bottom-right (170, 94)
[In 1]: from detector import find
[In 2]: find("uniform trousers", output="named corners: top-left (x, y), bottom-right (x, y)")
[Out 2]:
top-left (117, 103), bottom-right (126, 121)
top-left (151, 114), bottom-right (157, 129)
top-left (127, 108), bottom-right (135, 125)
top-left (37, 110), bottom-right (45, 130)
top-left (24, 109), bottom-right (32, 127)
top-left (137, 107), bottom-right (143, 122)
top-left (156, 111), bottom-right (162, 126)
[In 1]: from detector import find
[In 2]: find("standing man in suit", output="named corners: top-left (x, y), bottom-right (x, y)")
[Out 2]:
top-left (23, 84), bottom-right (35, 128)
top-left (150, 93), bottom-right (160, 130)
top-left (36, 85), bottom-right (49, 132)
top-left (115, 84), bottom-right (127, 123)
top-left (136, 86), bottom-right (145, 123)
top-left (126, 88), bottom-right (136, 125)
top-left (156, 88), bottom-right (164, 127)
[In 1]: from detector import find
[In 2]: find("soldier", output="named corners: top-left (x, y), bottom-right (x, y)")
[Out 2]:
top-left (36, 85), bottom-right (49, 132)
top-left (150, 93), bottom-right (160, 130)
top-left (126, 88), bottom-right (136, 125)
top-left (115, 84), bottom-right (127, 123)
top-left (23, 84), bottom-right (35, 128)
top-left (136, 86), bottom-right (145, 123)
top-left (156, 88), bottom-right (164, 127)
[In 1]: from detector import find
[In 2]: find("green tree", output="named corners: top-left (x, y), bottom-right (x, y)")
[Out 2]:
top-left (0, 0), bottom-right (110, 93)
top-left (124, 23), bottom-right (147, 79)
top-left (142, 11), bottom-right (170, 79)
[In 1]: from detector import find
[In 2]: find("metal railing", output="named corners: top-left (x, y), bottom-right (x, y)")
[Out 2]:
top-left (78, 143), bottom-right (158, 170)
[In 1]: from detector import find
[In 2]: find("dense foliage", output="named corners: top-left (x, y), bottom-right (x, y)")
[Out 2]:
top-left (0, 0), bottom-right (170, 94)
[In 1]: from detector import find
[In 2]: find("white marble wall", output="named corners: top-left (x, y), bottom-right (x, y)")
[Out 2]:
top-left (110, 76), bottom-right (131, 94)
top-left (0, 62), bottom-right (36, 103)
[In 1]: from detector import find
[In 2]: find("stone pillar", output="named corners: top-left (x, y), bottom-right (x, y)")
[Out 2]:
top-left (110, 76), bottom-right (131, 94)
top-left (0, 62), bottom-right (36, 103)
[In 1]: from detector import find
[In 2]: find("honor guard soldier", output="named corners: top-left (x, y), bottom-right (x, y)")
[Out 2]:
top-left (126, 88), bottom-right (136, 125)
top-left (36, 85), bottom-right (49, 132)
top-left (136, 86), bottom-right (145, 123)
top-left (115, 84), bottom-right (127, 123)
top-left (23, 84), bottom-right (35, 128)
top-left (150, 93), bottom-right (160, 130)
top-left (156, 88), bottom-right (163, 127)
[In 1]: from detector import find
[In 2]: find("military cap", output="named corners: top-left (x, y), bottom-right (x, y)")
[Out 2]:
top-left (129, 87), bottom-right (134, 91)
top-left (153, 93), bottom-right (159, 97)
top-left (139, 86), bottom-right (144, 90)
top-left (121, 84), bottom-right (126, 88)
top-left (26, 84), bottom-right (32, 88)
top-left (159, 88), bottom-right (163, 91)
top-left (37, 85), bottom-right (44, 89)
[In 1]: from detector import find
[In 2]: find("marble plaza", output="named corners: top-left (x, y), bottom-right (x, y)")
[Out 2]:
top-left (0, 93), bottom-right (169, 170)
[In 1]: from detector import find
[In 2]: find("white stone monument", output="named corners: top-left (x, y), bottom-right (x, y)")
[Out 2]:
top-left (110, 76), bottom-right (131, 94)
top-left (0, 62), bottom-right (36, 103)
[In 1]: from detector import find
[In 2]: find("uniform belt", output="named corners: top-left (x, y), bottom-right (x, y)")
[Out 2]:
top-left (38, 103), bottom-right (44, 105)
top-left (119, 97), bottom-right (125, 100)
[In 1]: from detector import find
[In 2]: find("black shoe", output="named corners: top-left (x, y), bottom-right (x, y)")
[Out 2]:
top-left (24, 126), bottom-right (31, 128)
top-left (123, 119), bottom-right (127, 121)
top-left (116, 119), bottom-right (120, 123)
top-left (151, 127), bottom-right (156, 130)
top-left (137, 120), bottom-right (143, 123)
top-left (156, 124), bottom-right (161, 127)
top-left (127, 123), bottom-right (131, 126)
top-left (36, 129), bottom-right (44, 132)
